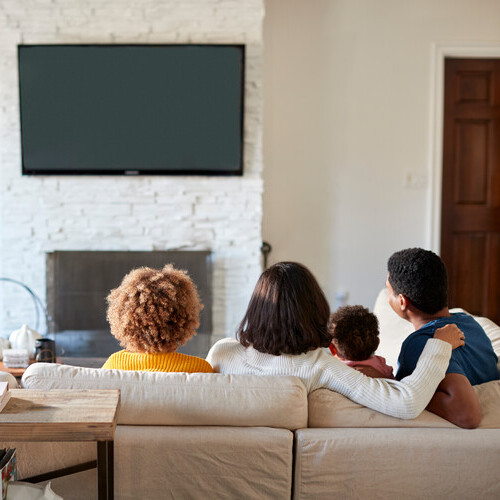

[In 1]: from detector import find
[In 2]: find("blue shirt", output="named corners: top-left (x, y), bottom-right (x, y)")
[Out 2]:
top-left (396, 313), bottom-right (499, 385)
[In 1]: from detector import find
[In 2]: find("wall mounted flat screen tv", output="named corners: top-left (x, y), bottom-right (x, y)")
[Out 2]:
top-left (18, 44), bottom-right (245, 175)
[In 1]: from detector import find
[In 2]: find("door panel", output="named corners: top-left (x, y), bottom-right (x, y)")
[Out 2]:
top-left (455, 120), bottom-right (489, 204)
top-left (442, 58), bottom-right (500, 324)
top-left (451, 233), bottom-right (486, 314)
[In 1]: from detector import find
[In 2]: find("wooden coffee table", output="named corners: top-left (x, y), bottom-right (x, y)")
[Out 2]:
top-left (0, 389), bottom-right (120, 499)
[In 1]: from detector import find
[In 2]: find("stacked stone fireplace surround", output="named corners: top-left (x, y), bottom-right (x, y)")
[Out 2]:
top-left (0, 0), bottom-right (265, 349)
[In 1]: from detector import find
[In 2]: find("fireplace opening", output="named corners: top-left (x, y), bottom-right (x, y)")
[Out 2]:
top-left (46, 250), bottom-right (212, 365)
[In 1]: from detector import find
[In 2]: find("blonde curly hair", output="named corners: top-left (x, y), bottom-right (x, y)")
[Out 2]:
top-left (106, 264), bottom-right (203, 353)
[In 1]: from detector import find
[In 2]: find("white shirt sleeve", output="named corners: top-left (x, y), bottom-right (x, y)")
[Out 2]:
top-left (313, 339), bottom-right (451, 419)
top-left (207, 337), bottom-right (452, 419)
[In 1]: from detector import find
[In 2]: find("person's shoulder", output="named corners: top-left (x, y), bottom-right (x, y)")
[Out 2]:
top-left (449, 312), bottom-right (491, 340)
top-left (451, 312), bottom-right (484, 329)
top-left (205, 337), bottom-right (244, 373)
top-left (398, 330), bottom-right (430, 369)
top-left (107, 349), bottom-right (127, 360)
top-left (101, 350), bottom-right (126, 369)
top-left (206, 337), bottom-right (241, 358)
top-left (401, 329), bottom-right (430, 350)
top-left (372, 355), bottom-right (395, 378)
top-left (177, 353), bottom-right (214, 373)
top-left (210, 337), bottom-right (240, 350)
top-left (373, 354), bottom-right (392, 367)
top-left (451, 311), bottom-right (476, 322)
top-left (177, 351), bottom-right (212, 361)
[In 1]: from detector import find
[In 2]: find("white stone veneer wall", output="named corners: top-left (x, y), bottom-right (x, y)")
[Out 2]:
top-left (0, 0), bottom-right (265, 342)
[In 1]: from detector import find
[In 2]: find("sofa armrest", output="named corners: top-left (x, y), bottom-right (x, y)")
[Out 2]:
top-left (0, 370), bottom-right (18, 389)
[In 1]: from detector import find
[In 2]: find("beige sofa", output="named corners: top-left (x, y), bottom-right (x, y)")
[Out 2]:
top-left (2, 293), bottom-right (500, 499)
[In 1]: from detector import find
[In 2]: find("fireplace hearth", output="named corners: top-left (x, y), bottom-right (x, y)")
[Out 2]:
top-left (46, 250), bottom-right (213, 360)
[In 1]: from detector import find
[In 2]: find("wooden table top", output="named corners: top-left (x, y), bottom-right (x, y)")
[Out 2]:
top-left (0, 389), bottom-right (120, 442)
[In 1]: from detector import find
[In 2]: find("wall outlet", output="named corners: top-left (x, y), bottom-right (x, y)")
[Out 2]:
top-left (403, 171), bottom-right (428, 189)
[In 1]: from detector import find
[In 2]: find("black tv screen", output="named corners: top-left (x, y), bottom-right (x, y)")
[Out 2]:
top-left (18, 44), bottom-right (245, 175)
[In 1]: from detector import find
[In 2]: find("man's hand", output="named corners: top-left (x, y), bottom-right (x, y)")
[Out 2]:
top-left (426, 373), bottom-right (481, 428)
top-left (433, 324), bottom-right (466, 350)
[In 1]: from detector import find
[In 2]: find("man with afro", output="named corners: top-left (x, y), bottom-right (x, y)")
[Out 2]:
top-left (102, 264), bottom-right (214, 373)
top-left (387, 248), bottom-right (499, 428)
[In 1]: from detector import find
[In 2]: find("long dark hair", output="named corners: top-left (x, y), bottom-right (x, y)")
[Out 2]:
top-left (237, 262), bottom-right (331, 355)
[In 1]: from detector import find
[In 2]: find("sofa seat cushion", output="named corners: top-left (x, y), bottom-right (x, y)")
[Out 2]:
top-left (308, 380), bottom-right (500, 428)
top-left (294, 428), bottom-right (500, 500)
top-left (21, 363), bottom-right (308, 429)
top-left (8, 426), bottom-right (294, 500)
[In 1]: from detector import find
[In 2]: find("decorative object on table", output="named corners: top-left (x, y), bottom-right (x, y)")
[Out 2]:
top-left (0, 448), bottom-right (17, 500)
top-left (2, 350), bottom-right (29, 370)
top-left (0, 382), bottom-right (11, 413)
top-left (5, 481), bottom-right (62, 500)
top-left (34, 339), bottom-right (56, 363)
top-left (8, 326), bottom-right (41, 359)
top-left (0, 339), bottom-right (10, 362)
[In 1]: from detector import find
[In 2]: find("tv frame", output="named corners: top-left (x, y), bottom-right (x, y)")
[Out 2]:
top-left (18, 43), bottom-right (245, 177)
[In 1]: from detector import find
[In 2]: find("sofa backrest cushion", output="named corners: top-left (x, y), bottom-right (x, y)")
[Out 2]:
top-left (21, 363), bottom-right (308, 429)
top-left (373, 288), bottom-right (413, 370)
top-left (308, 380), bottom-right (500, 428)
top-left (475, 314), bottom-right (500, 361)
top-left (474, 379), bottom-right (500, 428)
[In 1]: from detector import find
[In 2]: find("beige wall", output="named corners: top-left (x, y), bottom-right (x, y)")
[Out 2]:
top-left (263, 0), bottom-right (500, 309)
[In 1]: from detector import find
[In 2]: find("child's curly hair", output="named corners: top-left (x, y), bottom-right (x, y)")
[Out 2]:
top-left (106, 264), bottom-right (203, 354)
top-left (328, 305), bottom-right (379, 361)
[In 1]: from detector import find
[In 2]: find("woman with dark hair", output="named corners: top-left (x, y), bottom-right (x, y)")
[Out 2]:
top-left (206, 262), bottom-right (465, 419)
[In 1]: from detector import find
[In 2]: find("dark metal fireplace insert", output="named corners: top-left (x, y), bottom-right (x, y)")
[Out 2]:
top-left (46, 250), bottom-right (212, 365)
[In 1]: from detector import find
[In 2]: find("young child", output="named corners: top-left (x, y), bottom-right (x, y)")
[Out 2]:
top-left (328, 305), bottom-right (394, 378)
top-left (102, 264), bottom-right (214, 373)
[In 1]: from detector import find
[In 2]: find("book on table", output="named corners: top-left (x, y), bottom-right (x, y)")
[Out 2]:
top-left (0, 448), bottom-right (17, 500)
top-left (0, 383), bottom-right (10, 414)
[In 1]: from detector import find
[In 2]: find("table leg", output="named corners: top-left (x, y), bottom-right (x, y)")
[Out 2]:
top-left (97, 440), bottom-right (114, 500)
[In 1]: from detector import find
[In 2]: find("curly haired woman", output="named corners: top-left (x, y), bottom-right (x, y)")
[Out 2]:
top-left (102, 265), bottom-right (214, 373)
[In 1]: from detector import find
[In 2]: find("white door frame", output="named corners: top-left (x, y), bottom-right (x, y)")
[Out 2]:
top-left (429, 43), bottom-right (500, 253)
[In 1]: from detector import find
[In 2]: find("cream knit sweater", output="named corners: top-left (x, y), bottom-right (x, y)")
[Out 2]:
top-left (206, 338), bottom-right (451, 419)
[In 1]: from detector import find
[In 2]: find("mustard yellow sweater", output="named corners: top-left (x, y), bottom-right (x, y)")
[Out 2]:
top-left (102, 350), bottom-right (214, 373)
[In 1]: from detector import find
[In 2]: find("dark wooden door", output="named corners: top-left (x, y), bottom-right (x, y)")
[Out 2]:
top-left (441, 58), bottom-right (500, 324)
